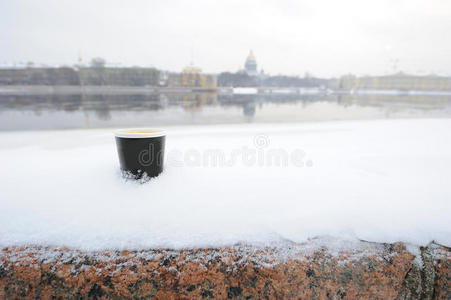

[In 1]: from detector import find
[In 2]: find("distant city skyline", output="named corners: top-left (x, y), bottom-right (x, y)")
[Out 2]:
top-left (2, 0), bottom-right (451, 77)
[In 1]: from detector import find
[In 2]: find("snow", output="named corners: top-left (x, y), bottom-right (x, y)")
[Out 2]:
top-left (0, 236), bottom-right (390, 271)
top-left (0, 119), bottom-right (451, 251)
top-left (233, 87), bottom-right (258, 94)
top-left (353, 89), bottom-right (451, 96)
top-left (298, 87), bottom-right (322, 94)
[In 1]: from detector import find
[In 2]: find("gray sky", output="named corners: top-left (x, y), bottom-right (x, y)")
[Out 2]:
top-left (2, 0), bottom-right (451, 77)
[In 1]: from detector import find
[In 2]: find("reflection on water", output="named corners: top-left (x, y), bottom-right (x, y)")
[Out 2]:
top-left (0, 92), bottom-right (451, 130)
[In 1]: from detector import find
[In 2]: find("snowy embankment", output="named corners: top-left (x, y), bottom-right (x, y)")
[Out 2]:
top-left (0, 119), bottom-right (450, 250)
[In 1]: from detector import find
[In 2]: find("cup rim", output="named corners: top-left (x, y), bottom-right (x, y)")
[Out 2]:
top-left (114, 128), bottom-right (166, 138)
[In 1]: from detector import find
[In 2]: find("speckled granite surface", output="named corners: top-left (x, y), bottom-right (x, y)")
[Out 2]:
top-left (1, 240), bottom-right (450, 299)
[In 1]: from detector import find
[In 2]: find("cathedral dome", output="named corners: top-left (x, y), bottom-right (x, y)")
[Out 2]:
top-left (247, 51), bottom-right (256, 61)
top-left (244, 50), bottom-right (257, 76)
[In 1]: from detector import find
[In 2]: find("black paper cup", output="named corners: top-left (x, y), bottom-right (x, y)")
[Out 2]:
top-left (114, 128), bottom-right (166, 180)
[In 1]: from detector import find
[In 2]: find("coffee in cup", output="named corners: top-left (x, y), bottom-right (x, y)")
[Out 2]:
top-left (114, 128), bottom-right (166, 180)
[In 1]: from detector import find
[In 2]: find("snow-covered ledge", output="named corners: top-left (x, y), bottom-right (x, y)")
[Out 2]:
top-left (1, 120), bottom-right (451, 298)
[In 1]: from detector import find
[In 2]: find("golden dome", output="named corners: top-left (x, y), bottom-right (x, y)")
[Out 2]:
top-left (247, 50), bottom-right (256, 61)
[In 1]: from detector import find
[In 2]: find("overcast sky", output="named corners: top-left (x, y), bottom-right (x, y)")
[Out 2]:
top-left (2, 0), bottom-right (451, 77)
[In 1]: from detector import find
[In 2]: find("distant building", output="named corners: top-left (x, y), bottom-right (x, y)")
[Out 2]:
top-left (0, 67), bottom-right (80, 85)
top-left (0, 67), bottom-right (160, 86)
top-left (339, 72), bottom-right (451, 91)
top-left (167, 65), bottom-right (217, 89)
top-left (78, 67), bottom-right (159, 86)
top-left (244, 50), bottom-right (258, 76)
top-left (219, 50), bottom-right (266, 87)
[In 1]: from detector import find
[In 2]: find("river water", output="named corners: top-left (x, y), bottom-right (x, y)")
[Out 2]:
top-left (1, 92), bottom-right (451, 131)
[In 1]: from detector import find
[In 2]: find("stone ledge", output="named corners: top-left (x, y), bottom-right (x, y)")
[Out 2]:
top-left (1, 240), bottom-right (450, 299)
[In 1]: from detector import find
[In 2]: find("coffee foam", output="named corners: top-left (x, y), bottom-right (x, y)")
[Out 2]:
top-left (114, 128), bottom-right (166, 138)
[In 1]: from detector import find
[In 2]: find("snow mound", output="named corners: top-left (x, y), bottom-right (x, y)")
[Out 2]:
top-left (0, 119), bottom-right (450, 250)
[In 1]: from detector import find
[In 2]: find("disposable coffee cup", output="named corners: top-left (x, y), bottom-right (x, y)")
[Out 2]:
top-left (114, 128), bottom-right (166, 180)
